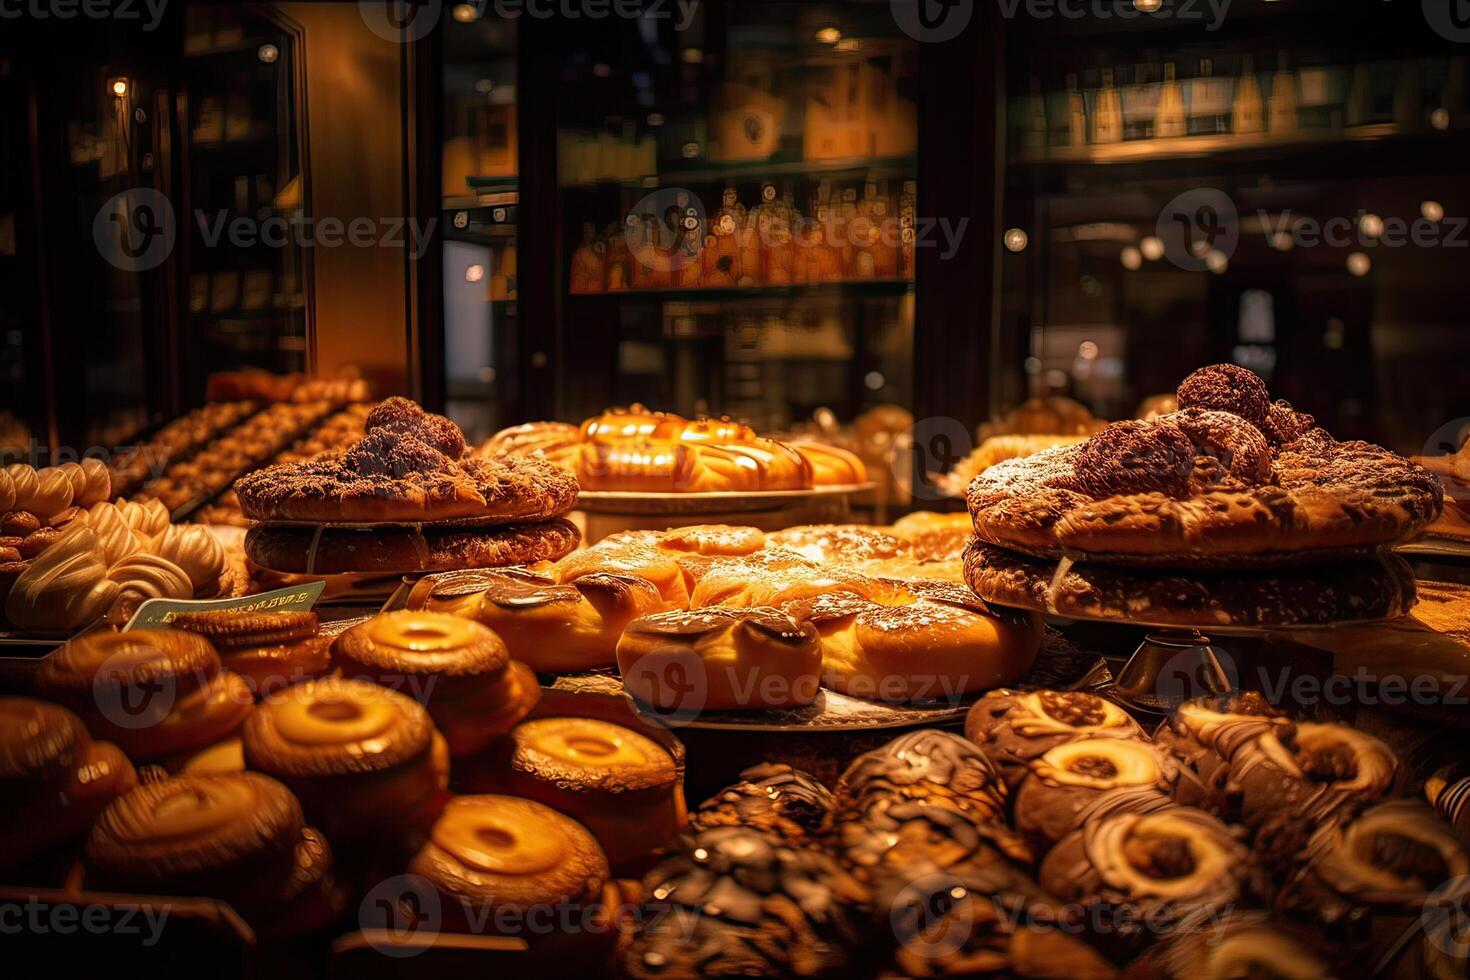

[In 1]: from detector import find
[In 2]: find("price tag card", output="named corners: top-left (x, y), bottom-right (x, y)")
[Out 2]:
top-left (123, 582), bottom-right (326, 632)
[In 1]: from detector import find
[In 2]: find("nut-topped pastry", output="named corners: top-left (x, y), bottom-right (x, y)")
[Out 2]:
top-left (1039, 805), bottom-right (1251, 957)
top-left (690, 763), bottom-right (836, 844)
top-left (236, 397), bottom-right (578, 524)
top-left (965, 689), bottom-right (1148, 788)
top-left (1013, 738), bottom-right (1206, 853)
top-left (967, 364), bottom-right (1440, 566)
top-left (626, 826), bottom-right (867, 979)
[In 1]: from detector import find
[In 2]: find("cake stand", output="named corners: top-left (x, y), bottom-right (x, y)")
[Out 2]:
top-left (573, 482), bottom-right (875, 542)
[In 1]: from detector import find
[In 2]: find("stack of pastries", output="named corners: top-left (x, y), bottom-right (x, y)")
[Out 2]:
top-left (965, 365), bottom-right (1441, 627)
top-left (484, 404), bottom-right (868, 493)
top-left (235, 398), bottom-right (581, 576)
top-left (409, 519), bottom-right (1041, 708)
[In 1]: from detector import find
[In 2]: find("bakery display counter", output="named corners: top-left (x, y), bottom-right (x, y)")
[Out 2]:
top-left (3, 363), bottom-right (1470, 979)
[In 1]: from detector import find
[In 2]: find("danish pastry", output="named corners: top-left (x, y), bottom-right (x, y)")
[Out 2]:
top-left (965, 688), bottom-right (1147, 788)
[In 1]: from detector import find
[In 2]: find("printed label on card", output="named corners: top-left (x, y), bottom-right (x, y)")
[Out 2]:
top-left (123, 582), bottom-right (326, 632)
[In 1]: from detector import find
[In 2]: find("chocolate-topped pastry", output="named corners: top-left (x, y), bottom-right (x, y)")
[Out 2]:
top-left (1175, 363), bottom-right (1272, 427)
top-left (1013, 737), bottom-right (1206, 853)
top-left (1262, 399), bottom-right (1316, 449)
top-left (965, 689), bottom-right (1148, 789)
top-left (690, 763), bottom-right (836, 843)
top-left (873, 852), bottom-right (1119, 979)
top-left (1228, 721), bottom-right (1403, 832)
top-left (626, 826), bottom-right (867, 979)
top-left (1264, 800), bottom-right (1469, 977)
top-left (834, 794), bottom-right (1033, 876)
top-left (1039, 805), bottom-right (1250, 958)
top-left (1153, 693), bottom-right (1292, 816)
top-left (834, 730), bottom-right (1008, 825)
top-left (1123, 911), bottom-right (1336, 979)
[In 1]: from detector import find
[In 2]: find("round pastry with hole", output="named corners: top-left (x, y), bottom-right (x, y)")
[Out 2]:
top-left (967, 366), bottom-right (1441, 565)
top-left (241, 676), bottom-right (449, 843)
top-left (616, 606), bottom-right (822, 712)
top-left (84, 772), bottom-right (343, 935)
top-left (1039, 805), bottom-right (1250, 958)
top-left (964, 689), bottom-right (1147, 789)
top-left (244, 516), bottom-right (581, 575)
top-left (786, 579), bottom-right (1041, 703)
top-left (35, 629), bottom-right (253, 762)
top-left (1124, 910), bottom-right (1336, 979)
top-left (462, 717), bottom-right (684, 875)
top-left (1013, 737), bottom-right (1207, 853)
top-left (0, 697), bottom-right (137, 872)
top-left (333, 610), bottom-right (539, 757)
top-left (407, 794), bottom-right (617, 956)
top-left (236, 398), bottom-right (579, 524)
top-left (1227, 721), bottom-right (1403, 833)
top-left (423, 569), bottom-right (667, 673)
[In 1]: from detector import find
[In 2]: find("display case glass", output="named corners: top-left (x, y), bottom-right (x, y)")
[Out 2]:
top-left (998, 3), bottom-right (1470, 455)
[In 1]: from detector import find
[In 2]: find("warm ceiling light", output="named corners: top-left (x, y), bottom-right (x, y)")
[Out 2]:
top-left (1139, 235), bottom-right (1164, 261)
top-left (1133, 0), bottom-right (1162, 10)
top-left (110, 78), bottom-right (128, 97)
top-left (465, 264), bottom-right (486, 283)
top-left (646, 113), bottom-right (665, 127)
top-left (257, 44), bottom-right (279, 64)
top-left (1422, 200), bottom-right (1445, 222)
top-left (1359, 213), bottom-right (1384, 239)
top-left (1120, 245), bottom-right (1143, 270)
top-left (815, 26), bottom-right (842, 44)
top-left (1003, 228), bottom-right (1028, 252)
top-left (1432, 108), bottom-right (1450, 131)
top-left (1205, 249), bottom-right (1228, 274)
top-left (1347, 252), bottom-right (1371, 276)
top-left (452, 3), bottom-right (479, 22)
top-left (1271, 230), bottom-right (1294, 250)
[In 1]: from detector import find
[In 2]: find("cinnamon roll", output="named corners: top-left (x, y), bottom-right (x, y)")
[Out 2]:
top-left (241, 676), bottom-right (449, 844)
top-left (626, 826), bottom-right (866, 979)
top-left (1229, 722), bottom-right (1403, 833)
top-left (35, 629), bottom-right (252, 762)
top-left (1039, 805), bottom-right (1251, 957)
top-left (85, 772), bottom-right (344, 936)
top-left (459, 716), bottom-right (684, 874)
top-left (965, 689), bottom-right (1148, 789)
top-left (0, 697), bottom-right (136, 873)
top-left (1013, 738), bottom-right (1206, 853)
top-left (1123, 912), bottom-right (1335, 979)
top-left (333, 610), bottom-right (539, 756)
top-left (1152, 693), bottom-right (1292, 816)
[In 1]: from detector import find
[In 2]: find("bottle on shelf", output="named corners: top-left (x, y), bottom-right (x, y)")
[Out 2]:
top-left (1122, 62), bottom-right (1159, 142)
top-left (900, 179), bottom-right (917, 281)
top-left (811, 181), bottom-right (845, 283)
top-left (1022, 77), bottom-right (1048, 155)
top-left (737, 184), bottom-right (770, 286)
top-left (1092, 69), bottom-right (1124, 144)
top-left (603, 221), bottom-right (633, 291)
top-left (702, 204), bottom-right (741, 287)
top-left (1268, 52), bottom-right (1299, 136)
top-left (631, 214), bottom-right (672, 290)
top-left (676, 191), bottom-right (704, 289)
top-left (865, 180), bottom-right (900, 279)
top-left (1233, 55), bottom-right (1266, 136)
top-left (1187, 58), bottom-right (1233, 136)
top-left (1155, 62), bottom-right (1186, 138)
top-left (1065, 73), bottom-right (1088, 148)
top-left (569, 222), bottom-right (605, 294)
top-left (1394, 59), bottom-right (1424, 131)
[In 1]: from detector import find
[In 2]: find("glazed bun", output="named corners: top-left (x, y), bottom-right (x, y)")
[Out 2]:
top-left (790, 442), bottom-right (867, 486)
top-left (617, 607), bottom-right (822, 711)
top-left (578, 438), bottom-right (811, 493)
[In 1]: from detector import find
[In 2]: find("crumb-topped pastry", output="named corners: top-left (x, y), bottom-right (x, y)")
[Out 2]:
top-left (967, 365), bottom-right (1441, 566)
top-left (236, 397), bottom-right (578, 524)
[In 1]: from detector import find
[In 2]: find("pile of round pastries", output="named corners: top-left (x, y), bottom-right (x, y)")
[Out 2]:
top-left (236, 398), bottom-right (581, 576)
top-left (484, 404), bottom-right (868, 493)
top-left (411, 514), bottom-right (1039, 707)
top-left (965, 365), bottom-right (1442, 627)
